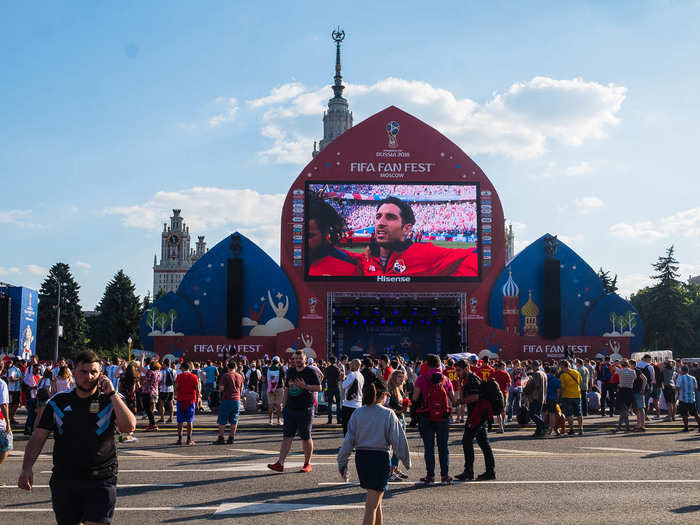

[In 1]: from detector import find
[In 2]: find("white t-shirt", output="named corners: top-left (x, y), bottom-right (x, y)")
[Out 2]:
top-left (0, 378), bottom-right (9, 431)
top-left (160, 368), bottom-right (175, 393)
top-left (342, 371), bottom-right (364, 409)
top-left (7, 366), bottom-right (22, 392)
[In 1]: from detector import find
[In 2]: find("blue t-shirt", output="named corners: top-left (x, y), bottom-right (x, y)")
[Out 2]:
top-left (546, 374), bottom-right (561, 400)
top-left (204, 365), bottom-right (218, 384)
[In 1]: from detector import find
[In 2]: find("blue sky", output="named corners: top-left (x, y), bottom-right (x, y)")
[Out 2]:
top-left (2, 1), bottom-right (699, 308)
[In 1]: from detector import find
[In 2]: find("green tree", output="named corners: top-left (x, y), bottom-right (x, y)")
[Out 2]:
top-left (141, 291), bottom-right (152, 315)
top-left (631, 246), bottom-right (693, 356)
top-left (598, 267), bottom-right (619, 294)
top-left (36, 263), bottom-right (86, 360)
top-left (93, 270), bottom-right (142, 351)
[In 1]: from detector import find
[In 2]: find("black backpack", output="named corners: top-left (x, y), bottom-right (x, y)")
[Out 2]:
top-left (517, 404), bottom-right (530, 425)
top-left (479, 378), bottom-right (505, 414)
top-left (165, 368), bottom-right (174, 387)
top-left (632, 369), bottom-right (644, 394)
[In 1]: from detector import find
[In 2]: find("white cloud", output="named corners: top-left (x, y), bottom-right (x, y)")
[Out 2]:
top-left (508, 221), bottom-right (527, 234)
top-left (26, 264), bottom-right (47, 276)
top-left (0, 266), bottom-right (20, 277)
top-left (208, 97), bottom-right (239, 127)
top-left (558, 233), bottom-right (584, 248)
top-left (248, 75), bottom-right (626, 161)
top-left (257, 124), bottom-right (314, 165)
top-left (574, 196), bottom-right (604, 213)
top-left (104, 187), bottom-right (285, 259)
top-left (0, 209), bottom-right (41, 228)
top-left (75, 260), bottom-right (91, 269)
top-left (617, 272), bottom-right (652, 298)
top-left (514, 238), bottom-right (532, 255)
top-left (248, 83), bottom-right (307, 108)
top-left (610, 207), bottom-right (700, 241)
top-left (565, 161), bottom-right (593, 176)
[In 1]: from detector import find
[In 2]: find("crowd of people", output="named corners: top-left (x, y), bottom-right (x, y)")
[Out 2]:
top-left (318, 184), bottom-right (476, 200)
top-left (329, 200), bottom-right (477, 238)
top-left (0, 350), bottom-right (698, 525)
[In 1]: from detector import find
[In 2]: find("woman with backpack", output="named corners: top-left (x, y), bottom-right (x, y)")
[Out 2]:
top-left (118, 362), bottom-right (140, 443)
top-left (337, 376), bottom-right (410, 525)
top-left (33, 368), bottom-right (53, 432)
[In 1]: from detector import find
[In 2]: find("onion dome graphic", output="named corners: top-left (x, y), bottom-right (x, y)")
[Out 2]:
top-left (521, 290), bottom-right (540, 318)
top-left (502, 267), bottom-right (519, 297)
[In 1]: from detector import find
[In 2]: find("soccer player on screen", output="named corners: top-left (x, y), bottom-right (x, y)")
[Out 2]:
top-left (361, 197), bottom-right (477, 277)
top-left (307, 193), bottom-right (362, 276)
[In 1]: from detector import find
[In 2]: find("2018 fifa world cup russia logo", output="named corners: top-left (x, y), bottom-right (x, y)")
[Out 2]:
top-left (386, 121), bottom-right (400, 148)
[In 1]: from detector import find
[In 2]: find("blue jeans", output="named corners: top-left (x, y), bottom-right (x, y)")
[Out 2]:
top-left (420, 418), bottom-right (449, 478)
top-left (24, 398), bottom-right (37, 434)
top-left (391, 418), bottom-right (406, 467)
top-left (528, 401), bottom-right (545, 434)
top-left (507, 390), bottom-right (522, 419)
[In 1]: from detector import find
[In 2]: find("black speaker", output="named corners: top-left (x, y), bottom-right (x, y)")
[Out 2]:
top-left (0, 294), bottom-right (10, 347)
top-left (226, 259), bottom-right (243, 339)
top-left (543, 258), bottom-right (561, 339)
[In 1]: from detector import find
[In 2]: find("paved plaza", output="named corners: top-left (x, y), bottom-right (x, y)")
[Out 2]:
top-left (1, 412), bottom-right (698, 524)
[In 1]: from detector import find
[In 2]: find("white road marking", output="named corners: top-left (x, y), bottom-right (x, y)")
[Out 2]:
top-left (1, 483), bottom-right (184, 489)
top-left (491, 448), bottom-right (556, 455)
top-left (0, 507), bottom-right (219, 513)
top-left (228, 448), bottom-right (279, 454)
top-left (320, 479), bottom-right (700, 486)
top-left (40, 462), bottom-right (337, 474)
top-left (578, 447), bottom-right (662, 454)
top-left (214, 502), bottom-right (364, 515)
top-left (121, 449), bottom-right (186, 458)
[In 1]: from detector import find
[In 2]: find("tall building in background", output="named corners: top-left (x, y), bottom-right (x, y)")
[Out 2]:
top-left (505, 223), bottom-right (515, 263)
top-left (313, 28), bottom-right (353, 157)
top-left (153, 210), bottom-right (206, 295)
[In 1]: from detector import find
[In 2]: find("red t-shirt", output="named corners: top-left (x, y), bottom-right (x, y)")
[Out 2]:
top-left (220, 371), bottom-right (244, 401)
top-left (175, 372), bottom-right (199, 403)
top-left (611, 372), bottom-right (620, 385)
top-left (492, 369), bottom-right (511, 394)
top-left (476, 365), bottom-right (495, 382)
top-left (443, 367), bottom-right (459, 390)
top-left (382, 366), bottom-right (394, 382)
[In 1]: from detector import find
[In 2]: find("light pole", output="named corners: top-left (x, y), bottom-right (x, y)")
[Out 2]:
top-left (127, 336), bottom-right (132, 362)
top-left (52, 275), bottom-right (62, 363)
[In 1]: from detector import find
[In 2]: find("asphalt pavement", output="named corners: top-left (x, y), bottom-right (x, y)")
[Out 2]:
top-left (1, 409), bottom-right (699, 524)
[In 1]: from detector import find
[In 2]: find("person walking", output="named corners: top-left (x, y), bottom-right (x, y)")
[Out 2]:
top-left (523, 360), bottom-right (547, 437)
top-left (324, 357), bottom-right (343, 425)
top-left (675, 365), bottom-right (700, 432)
top-left (337, 376), bottom-right (410, 525)
top-left (174, 361), bottom-right (200, 446)
top-left (386, 369), bottom-right (409, 481)
top-left (213, 360), bottom-right (243, 445)
top-left (559, 361), bottom-right (583, 435)
top-left (117, 362), bottom-right (140, 443)
top-left (18, 350), bottom-right (136, 525)
top-left (157, 359), bottom-right (175, 424)
top-left (0, 360), bottom-right (13, 485)
top-left (267, 350), bottom-right (321, 473)
top-left (266, 356), bottom-right (285, 426)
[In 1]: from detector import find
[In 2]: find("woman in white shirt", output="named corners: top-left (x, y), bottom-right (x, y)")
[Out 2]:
top-left (53, 366), bottom-right (74, 394)
top-left (341, 359), bottom-right (364, 436)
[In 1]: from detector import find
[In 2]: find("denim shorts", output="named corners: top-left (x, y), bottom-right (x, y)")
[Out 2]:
top-left (561, 397), bottom-right (581, 417)
top-left (0, 429), bottom-right (13, 453)
top-left (217, 400), bottom-right (240, 425)
top-left (633, 393), bottom-right (645, 409)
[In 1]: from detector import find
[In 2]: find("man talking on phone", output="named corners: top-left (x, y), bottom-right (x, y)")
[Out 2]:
top-left (18, 350), bottom-right (136, 525)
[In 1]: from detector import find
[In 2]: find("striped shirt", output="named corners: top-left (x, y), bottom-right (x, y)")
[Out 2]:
top-left (675, 374), bottom-right (697, 403)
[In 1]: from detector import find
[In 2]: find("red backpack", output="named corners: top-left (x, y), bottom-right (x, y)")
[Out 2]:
top-left (421, 373), bottom-right (450, 422)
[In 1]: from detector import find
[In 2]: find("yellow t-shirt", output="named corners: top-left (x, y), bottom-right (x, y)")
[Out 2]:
top-left (559, 369), bottom-right (582, 398)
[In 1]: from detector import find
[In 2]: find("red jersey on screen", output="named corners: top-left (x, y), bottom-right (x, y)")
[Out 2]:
top-left (476, 365), bottom-right (495, 382)
top-left (308, 248), bottom-right (362, 276)
top-left (492, 369), bottom-right (511, 394)
top-left (175, 372), bottom-right (199, 403)
top-left (358, 242), bottom-right (478, 277)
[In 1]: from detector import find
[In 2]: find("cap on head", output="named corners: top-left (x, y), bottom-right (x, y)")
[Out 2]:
top-left (272, 356), bottom-right (280, 363)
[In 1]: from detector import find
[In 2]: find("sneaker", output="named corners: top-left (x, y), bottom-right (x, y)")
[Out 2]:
top-left (175, 438), bottom-right (182, 446)
top-left (578, 429), bottom-right (584, 436)
top-left (186, 439), bottom-right (195, 446)
top-left (476, 472), bottom-right (496, 481)
top-left (267, 462), bottom-right (284, 472)
top-left (567, 429), bottom-right (575, 436)
top-left (396, 470), bottom-right (409, 479)
top-left (441, 475), bottom-right (453, 485)
top-left (454, 471), bottom-right (473, 482)
top-left (299, 463), bottom-right (312, 473)
top-left (212, 436), bottom-right (226, 445)
top-left (227, 436), bottom-right (234, 444)
top-left (122, 435), bottom-right (137, 443)
top-left (167, 418), bottom-right (173, 423)
top-left (420, 475), bottom-right (434, 486)
top-left (388, 474), bottom-right (402, 482)
top-left (145, 425), bottom-right (158, 432)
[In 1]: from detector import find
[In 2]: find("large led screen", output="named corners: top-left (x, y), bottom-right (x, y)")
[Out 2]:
top-left (305, 183), bottom-right (480, 281)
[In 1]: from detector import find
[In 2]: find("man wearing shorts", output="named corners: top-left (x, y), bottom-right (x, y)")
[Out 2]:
top-left (266, 356), bottom-right (285, 425)
top-left (267, 350), bottom-right (321, 473)
top-left (213, 360), bottom-right (243, 444)
top-left (675, 365), bottom-right (700, 432)
top-left (174, 362), bottom-right (200, 446)
top-left (18, 350), bottom-right (135, 524)
top-left (558, 361), bottom-right (583, 436)
top-left (158, 359), bottom-right (175, 424)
